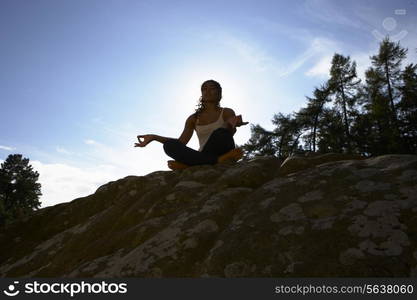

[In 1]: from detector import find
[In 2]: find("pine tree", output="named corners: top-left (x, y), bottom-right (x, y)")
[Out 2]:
top-left (398, 63), bottom-right (417, 153)
top-left (299, 84), bottom-right (331, 153)
top-left (271, 113), bottom-right (303, 159)
top-left (360, 66), bottom-right (395, 154)
top-left (316, 108), bottom-right (345, 153)
top-left (349, 112), bottom-right (375, 156)
top-left (370, 37), bottom-right (408, 149)
top-left (0, 154), bottom-right (42, 225)
top-left (328, 53), bottom-right (361, 153)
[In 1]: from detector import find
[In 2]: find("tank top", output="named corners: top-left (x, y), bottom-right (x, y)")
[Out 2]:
top-left (195, 108), bottom-right (227, 151)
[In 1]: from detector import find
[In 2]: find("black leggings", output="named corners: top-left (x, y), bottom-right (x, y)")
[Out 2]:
top-left (163, 128), bottom-right (235, 166)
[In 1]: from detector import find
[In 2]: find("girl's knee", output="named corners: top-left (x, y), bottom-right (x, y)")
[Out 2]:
top-left (163, 139), bottom-right (179, 155)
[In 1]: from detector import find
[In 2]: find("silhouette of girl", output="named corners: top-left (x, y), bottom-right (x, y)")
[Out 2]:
top-left (135, 80), bottom-right (248, 170)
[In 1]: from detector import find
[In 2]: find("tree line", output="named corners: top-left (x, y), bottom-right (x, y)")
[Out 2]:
top-left (243, 37), bottom-right (417, 159)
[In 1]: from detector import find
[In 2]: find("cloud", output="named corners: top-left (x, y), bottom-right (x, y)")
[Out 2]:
top-left (30, 161), bottom-right (122, 208)
top-left (305, 54), bottom-right (334, 78)
top-left (0, 145), bottom-right (15, 151)
top-left (84, 139), bottom-right (98, 145)
top-left (218, 30), bottom-right (342, 78)
top-left (305, 50), bottom-right (374, 82)
top-left (303, 0), bottom-right (364, 29)
top-left (247, 16), bottom-right (313, 44)
top-left (219, 34), bottom-right (283, 74)
top-left (56, 146), bottom-right (73, 155)
top-left (239, 16), bottom-right (346, 78)
top-left (76, 129), bottom-right (169, 184)
top-left (290, 37), bottom-right (341, 79)
top-left (282, 37), bottom-right (339, 77)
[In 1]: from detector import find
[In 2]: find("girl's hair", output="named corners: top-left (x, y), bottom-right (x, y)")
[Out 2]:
top-left (194, 80), bottom-right (222, 117)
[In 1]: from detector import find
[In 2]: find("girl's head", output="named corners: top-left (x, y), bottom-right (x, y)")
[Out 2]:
top-left (201, 80), bottom-right (222, 103)
top-left (195, 80), bottom-right (222, 115)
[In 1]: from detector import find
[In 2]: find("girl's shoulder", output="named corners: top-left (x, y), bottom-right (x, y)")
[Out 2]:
top-left (222, 107), bottom-right (235, 116)
top-left (187, 113), bottom-right (198, 124)
top-left (221, 107), bottom-right (235, 122)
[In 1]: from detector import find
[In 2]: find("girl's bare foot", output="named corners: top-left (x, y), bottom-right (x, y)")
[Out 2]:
top-left (167, 160), bottom-right (189, 170)
top-left (218, 148), bottom-right (243, 163)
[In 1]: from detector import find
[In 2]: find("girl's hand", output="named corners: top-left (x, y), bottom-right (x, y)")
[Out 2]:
top-left (236, 115), bottom-right (249, 127)
top-left (134, 134), bottom-right (154, 147)
top-left (227, 115), bottom-right (248, 128)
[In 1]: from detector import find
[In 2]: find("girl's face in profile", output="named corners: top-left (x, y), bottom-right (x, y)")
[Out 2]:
top-left (201, 82), bottom-right (221, 103)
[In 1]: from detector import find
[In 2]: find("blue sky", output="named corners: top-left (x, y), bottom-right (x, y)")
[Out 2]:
top-left (1, 0), bottom-right (416, 207)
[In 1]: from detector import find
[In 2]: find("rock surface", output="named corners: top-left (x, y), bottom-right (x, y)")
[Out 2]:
top-left (1, 154), bottom-right (417, 277)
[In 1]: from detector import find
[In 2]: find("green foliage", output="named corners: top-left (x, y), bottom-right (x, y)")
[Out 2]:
top-left (298, 84), bottom-right (331, 152)
top-left (0, 154), bottom-right (42, 226)
top-left (316, 108), bottom-right (346, 153)
top-left (271, 113), bottom-right (304, 158)
top-left (361, 38), bottom-right (409, 153)
top-left (398, 63), bottom-right (417, 153)
top-left (243, 37), bottom-right (416, 159)
top-left (328, 53), bottom-right (361, 153)
top-left (242, 124), bottom-right (276, 159)
top-left (243, 113), bottom-right (305, 159)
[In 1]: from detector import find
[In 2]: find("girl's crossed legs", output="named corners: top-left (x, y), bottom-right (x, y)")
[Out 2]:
top-left (163, 128), bottom-right (235, 166)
